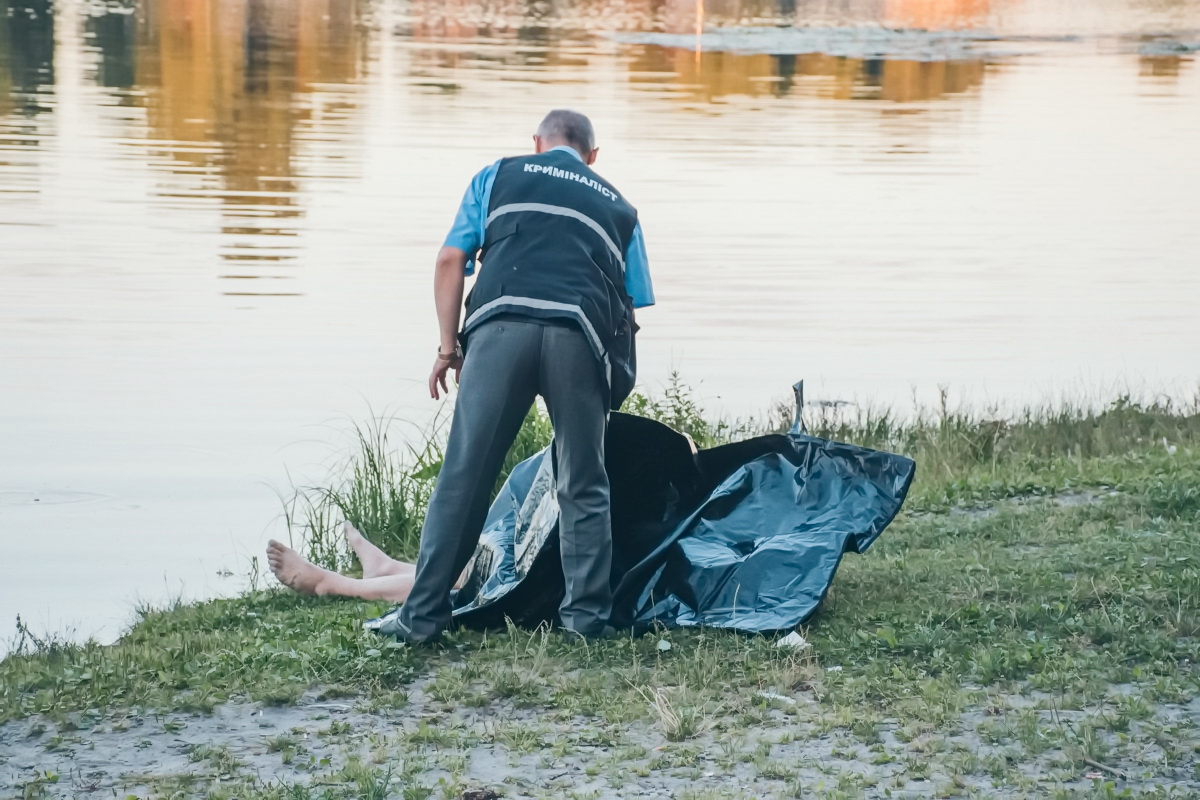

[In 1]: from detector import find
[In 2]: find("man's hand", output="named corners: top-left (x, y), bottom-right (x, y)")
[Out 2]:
top-left (429, 246), bottom-right (469, 399)
top-left (429, 354), bottom-right (463, 399)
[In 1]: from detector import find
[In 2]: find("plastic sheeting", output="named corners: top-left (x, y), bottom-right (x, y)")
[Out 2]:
top-left (367, 384), bottom-right (915, 636)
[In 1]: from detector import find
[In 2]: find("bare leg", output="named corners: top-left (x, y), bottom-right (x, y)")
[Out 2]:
top-left (266, 540), bottom-right (416, 602)
top-left (343, 523), bottom-right (467, 587)
top-left (343, 522), bottom-right (412, 579)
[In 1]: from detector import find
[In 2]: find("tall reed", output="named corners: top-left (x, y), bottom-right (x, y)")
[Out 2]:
top-left (284, 406), bottom-right (552, 570)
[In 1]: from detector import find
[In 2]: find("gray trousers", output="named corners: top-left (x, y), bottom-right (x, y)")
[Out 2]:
top-left (396, 319), bottom-right (613, 639)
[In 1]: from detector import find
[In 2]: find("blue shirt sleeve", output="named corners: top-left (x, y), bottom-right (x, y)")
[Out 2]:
top-left (624, 222), bottom-right (655, 308)
top-left (443, 160), bottom-right (501, 275)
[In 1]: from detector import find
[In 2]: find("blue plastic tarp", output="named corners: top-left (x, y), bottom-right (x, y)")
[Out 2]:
top-left (368, 388), bottom-right (915, 635)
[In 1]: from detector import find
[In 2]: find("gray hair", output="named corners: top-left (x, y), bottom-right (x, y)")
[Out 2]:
top-left (536, 109), bottom-right (596, 154)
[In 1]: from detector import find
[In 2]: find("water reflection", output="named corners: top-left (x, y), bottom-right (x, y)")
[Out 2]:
top-left (0, 0), bottom-right (52, 207)
top-left (86, 6), bottom-right (136, 90)
top-left (2, 0), bottom-right (370, 289)
top-left (0, 0), bottom-right (1195, 267)
top-left (631, 46), bottom-right (988, 102)
top-left (398, 0), bottom-right (996, 104)
top-left (1139, 54), bottom-right (1190, 79)
top-left (0, 0), bottom-right (55, 117)
top-left (127, 0), bottom-right (367, 291)
top-left (860, 58), bottom-right (987, 102)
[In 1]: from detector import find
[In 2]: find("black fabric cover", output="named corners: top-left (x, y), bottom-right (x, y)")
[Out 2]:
top-left (367, 402), bottom-right (915, 636)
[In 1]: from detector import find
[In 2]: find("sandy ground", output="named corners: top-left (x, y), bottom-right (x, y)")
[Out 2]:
top-left (3, 673), bottom-right (1198, 799)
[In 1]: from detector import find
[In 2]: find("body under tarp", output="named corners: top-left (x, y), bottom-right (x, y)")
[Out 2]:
top-left (367, 392), bottom-right (915, 636)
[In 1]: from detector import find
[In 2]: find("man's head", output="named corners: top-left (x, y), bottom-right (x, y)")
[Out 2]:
top-left (533, 109), bottom-right (598, 165)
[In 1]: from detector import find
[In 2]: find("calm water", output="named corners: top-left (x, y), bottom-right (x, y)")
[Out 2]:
top-left (2, 0), bottom-right (1198, 644)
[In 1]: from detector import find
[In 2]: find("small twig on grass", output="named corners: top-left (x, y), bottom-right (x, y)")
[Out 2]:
top-left (1082, 756), bottom-right (1126, 781)
top-left (305, 703), bottom-right (353, 711)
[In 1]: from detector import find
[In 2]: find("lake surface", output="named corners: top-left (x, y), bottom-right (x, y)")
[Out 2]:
top-left (2, 0), bottom-right (1198, 645)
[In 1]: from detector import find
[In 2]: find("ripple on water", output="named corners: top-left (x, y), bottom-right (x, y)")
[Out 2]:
top-left (0, 490), bottom-right (111, 507)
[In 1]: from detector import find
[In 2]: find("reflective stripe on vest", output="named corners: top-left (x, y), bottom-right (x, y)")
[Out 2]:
top-left (463, 295), bottom-right (605, 358)
top-left (485, 202), bottom-right (625, 272)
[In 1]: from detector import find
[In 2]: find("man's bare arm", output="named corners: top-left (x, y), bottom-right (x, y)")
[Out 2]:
top-left (434, 247), bottom-right (468, 350)
top-left (429, 246), bottom-right (469, 399)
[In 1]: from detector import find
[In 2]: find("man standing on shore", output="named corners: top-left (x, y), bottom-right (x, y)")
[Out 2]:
top-left (392, 109), bottom-right (655, 643)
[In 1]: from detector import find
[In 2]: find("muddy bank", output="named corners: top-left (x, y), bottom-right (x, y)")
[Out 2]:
top-left (3, 676), bottom-right (1197, 798)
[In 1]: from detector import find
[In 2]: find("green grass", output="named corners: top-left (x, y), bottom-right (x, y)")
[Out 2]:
top-left (283, 405), bottom-right (553, 571)
top-left (3, 379), bottom-right (1199, 797)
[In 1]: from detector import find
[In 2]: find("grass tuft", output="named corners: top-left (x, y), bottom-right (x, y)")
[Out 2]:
top-left (283, 407), bottom-right (552, 570)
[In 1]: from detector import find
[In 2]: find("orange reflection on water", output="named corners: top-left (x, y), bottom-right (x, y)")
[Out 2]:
top-left (135, 0), bottom-right (365, 290)
top-left (633, 46), bottom-right (987, 103)
top-left (871, 58), bottom-right (987, 102)
top-left (1140, 54), bottom-right (1189, 79)
top-left (637, 48), bottom-right (779, 100)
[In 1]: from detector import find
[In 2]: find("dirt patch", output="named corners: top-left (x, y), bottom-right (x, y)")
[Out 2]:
top-left (3, 678), bottom-right (1197, 798)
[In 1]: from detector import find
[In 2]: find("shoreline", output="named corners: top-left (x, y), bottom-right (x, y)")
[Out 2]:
top-left (3, 390), bottom-right (1198, 798)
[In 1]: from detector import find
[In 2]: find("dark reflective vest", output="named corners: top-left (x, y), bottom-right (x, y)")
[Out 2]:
top-left (463, 149), bottom-right (640, 408)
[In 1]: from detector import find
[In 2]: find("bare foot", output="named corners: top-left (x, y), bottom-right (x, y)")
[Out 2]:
top-left (343, 522), bottom-right (397, 579)
top-left (266, 539), bottom-right (336, 596)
